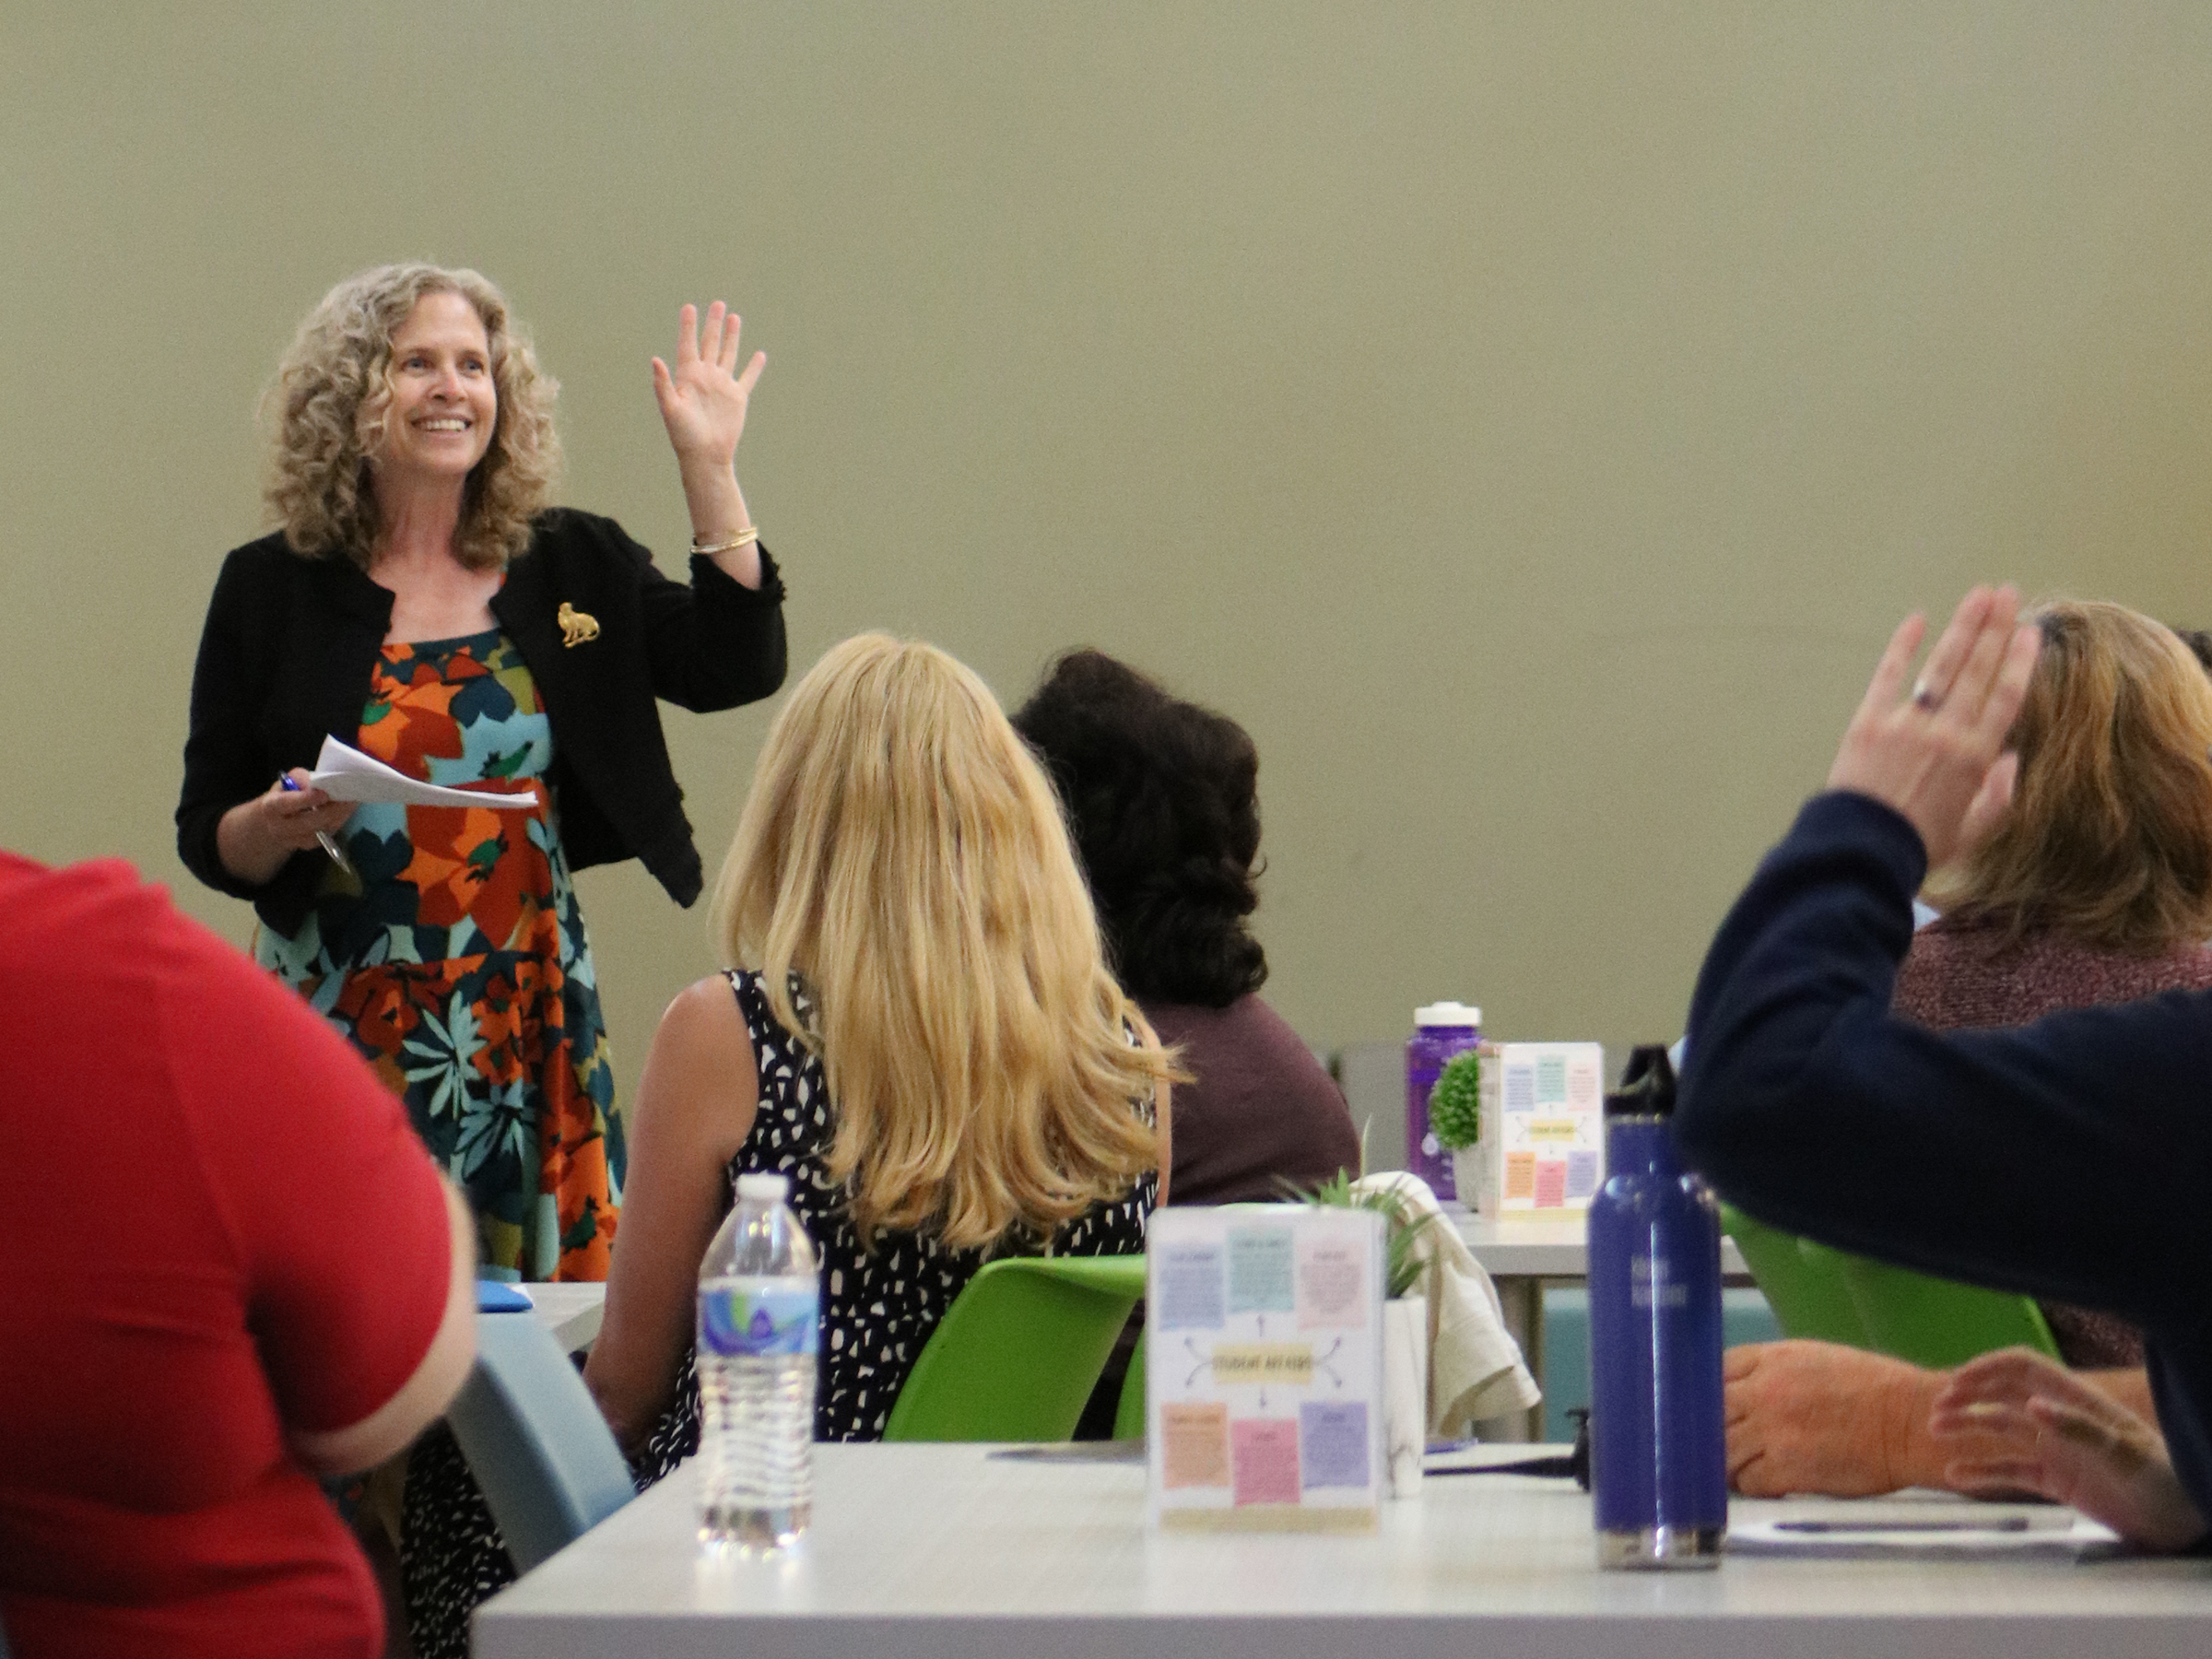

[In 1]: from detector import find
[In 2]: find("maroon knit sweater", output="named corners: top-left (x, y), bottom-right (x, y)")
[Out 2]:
top-left (1892, 913), bottom-right (2212, 1368)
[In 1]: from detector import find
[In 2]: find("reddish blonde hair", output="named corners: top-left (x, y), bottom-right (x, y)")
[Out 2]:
top-left (1925, 600), bottom-right (2212, 952)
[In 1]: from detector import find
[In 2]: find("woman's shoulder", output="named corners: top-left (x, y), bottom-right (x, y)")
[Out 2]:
top-left (653, 973), bottom-right (755, 1065)
top-left (1145, 993), bottom-right (1329, 1076)
top-left (221, 526), bottom-right (299, 561)
top-left (210, 529), bottom-right (315, 589)
top-left (524, 507), bottom-right (646, 563)
top-left (1899, 920), bottom-right (2212, 1029)
top-left (204, 532), bottom-right (382, 630)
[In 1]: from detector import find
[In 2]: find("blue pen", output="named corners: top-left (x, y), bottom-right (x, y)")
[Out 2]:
top-left (278, 774), bottom-right (354, 876)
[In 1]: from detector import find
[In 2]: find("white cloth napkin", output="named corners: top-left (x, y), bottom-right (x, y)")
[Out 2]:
top-left (1353, 1171), bottom-right (1542, 1438)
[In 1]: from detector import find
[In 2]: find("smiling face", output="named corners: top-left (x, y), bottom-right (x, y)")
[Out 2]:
top-left (376, 289), bottom-right (498, 487)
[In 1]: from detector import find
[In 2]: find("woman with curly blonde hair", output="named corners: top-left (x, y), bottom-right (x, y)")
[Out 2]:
top-left (177, 264), bottom-right (792, 1289)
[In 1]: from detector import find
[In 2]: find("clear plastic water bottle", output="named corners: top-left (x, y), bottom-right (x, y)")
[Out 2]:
top-left (696, 1171), bottom-right (820, 1549)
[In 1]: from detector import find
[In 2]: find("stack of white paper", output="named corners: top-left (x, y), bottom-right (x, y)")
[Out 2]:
top-left (307, 735), bottom-right (538, 810)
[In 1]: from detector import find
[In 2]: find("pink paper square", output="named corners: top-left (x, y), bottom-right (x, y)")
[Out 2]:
top-left (1534, 1158), bottom-right (1567, 1208)
top-left (1230, 1418), bottom-right (1301, 1506)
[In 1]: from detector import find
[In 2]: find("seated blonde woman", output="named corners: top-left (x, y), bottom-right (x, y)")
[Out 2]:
top-left (1725, 600), bottom-right (2212, 1498)
top-left (584, 633), bottom-right (1176, 1464)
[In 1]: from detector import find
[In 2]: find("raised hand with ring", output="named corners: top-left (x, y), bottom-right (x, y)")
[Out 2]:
top-left (1823, 584), bottom-right (2041, 870)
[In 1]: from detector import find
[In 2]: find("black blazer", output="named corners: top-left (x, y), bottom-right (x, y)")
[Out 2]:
top-left (177, 508), bottom-right (787, 935)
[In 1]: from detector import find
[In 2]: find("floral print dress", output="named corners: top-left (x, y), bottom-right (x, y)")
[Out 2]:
top-left (256, 628), bottom-right (621, 1281)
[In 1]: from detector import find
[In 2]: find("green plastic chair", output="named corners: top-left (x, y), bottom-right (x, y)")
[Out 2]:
top-left (1719, 1202), bottom-right (1872, 1347)
top-left (882, 1255), bottom-right (1147, 1441)
top-left (1112, 1331), bottom-right (1147, 1441)
top-left (1722, 1203), bottom-right (2062, 1368)
top-left (1830, 1251), bottom-right (2060, 1368)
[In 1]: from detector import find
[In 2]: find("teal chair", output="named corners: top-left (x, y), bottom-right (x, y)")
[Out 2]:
top-left (883, 1255), bottom-right (1147, 1441)
top-left (445, 1311), bottom-right (638, 1572)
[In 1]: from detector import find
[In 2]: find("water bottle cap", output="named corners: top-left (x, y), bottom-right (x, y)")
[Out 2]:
top-left (1415, 1002), bottom-right (1481, 1028)
top-left (1604, 1044), bottom-right (1678, 1118)
top-left (735, 1172), bottom-right (791, 1203)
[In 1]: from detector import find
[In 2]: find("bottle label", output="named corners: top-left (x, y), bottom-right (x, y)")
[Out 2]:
top-left (1630, 1253), bottom-right (1689, 1309)
top-left (700, 1285), bottom-right (820, 1358)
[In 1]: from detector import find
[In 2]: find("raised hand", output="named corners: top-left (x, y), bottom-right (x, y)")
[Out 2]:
top-left (651, 301), bottom-right (766, 472)
top-left (1825, 585), bottom-right (2041, 869)
top-left (1930, 1347), bottom-right (2206, 1551)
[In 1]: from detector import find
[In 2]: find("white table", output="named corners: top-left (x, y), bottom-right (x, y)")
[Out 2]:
top-left (523, 1282), bottom-right (606, 1353)
top-left (476, 1442), bottom-right (2212, 1658)
top-left (1454, 1211), bottom-right (1747, 1279)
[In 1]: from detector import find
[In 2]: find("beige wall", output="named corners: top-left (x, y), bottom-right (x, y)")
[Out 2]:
top-left (6, 4), bottom-right (2211, 1124)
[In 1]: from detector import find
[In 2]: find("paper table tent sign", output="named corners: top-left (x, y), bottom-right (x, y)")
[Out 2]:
top-left (1146, 1206), bottom-right (1384, 1532)
top-left (1474, 1041), bottom-right (1606, 1216)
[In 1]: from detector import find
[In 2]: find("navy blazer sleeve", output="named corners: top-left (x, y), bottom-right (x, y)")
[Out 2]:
top-left (586, 516), bottom-right (787, 713)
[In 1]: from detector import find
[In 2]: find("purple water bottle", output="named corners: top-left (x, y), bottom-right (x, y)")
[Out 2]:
top-left (1406, 1003), bottom-right (1480, 1202)
top-left (1587, 1044), bottom-right (1726, 1569)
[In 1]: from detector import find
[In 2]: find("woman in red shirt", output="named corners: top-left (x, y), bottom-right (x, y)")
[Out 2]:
top-left (0, 853), bottom-right (477, 1658)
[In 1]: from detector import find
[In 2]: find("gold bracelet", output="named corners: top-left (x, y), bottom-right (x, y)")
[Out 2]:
top-left (691, 526), bottom-right (760, 556)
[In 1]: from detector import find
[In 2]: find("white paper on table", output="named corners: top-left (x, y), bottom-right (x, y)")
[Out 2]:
top-left (1728, 1502), bottom-right (2122, 1560)
top-left (306, 735), bottom-right (538, 810)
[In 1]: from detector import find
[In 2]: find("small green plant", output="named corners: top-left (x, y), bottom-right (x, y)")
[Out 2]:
top-left (1427, 1049), bottom-right (1482, 1151)
top-left (1277, 1160), bottom-right (1438, 1300)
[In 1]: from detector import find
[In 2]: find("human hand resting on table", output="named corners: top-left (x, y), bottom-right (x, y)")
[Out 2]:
top-left (1930, 1347), bottom-right (2207, 1551)
top-left (1826, 585), bottom-right (2042, 870)
top-left (652, 301), bottom-right (765, 473)
top-left (1726, 1339), bottom-right (1992, 1497)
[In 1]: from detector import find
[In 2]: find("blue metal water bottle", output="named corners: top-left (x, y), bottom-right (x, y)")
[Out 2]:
top-left (1586, 1044), bottom-right (1726, 1569)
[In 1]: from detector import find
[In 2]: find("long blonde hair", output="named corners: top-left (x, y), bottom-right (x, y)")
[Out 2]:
top-left (712, 634), bottom-right (1172, 1251)
top-left (264, 263), bottom-right (560, 571)
top-left (1924, 599), bottom-right (2212, 952)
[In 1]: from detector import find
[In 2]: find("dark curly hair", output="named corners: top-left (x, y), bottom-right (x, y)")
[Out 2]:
top-left (1011, 649), bottom-right (1266, 1007)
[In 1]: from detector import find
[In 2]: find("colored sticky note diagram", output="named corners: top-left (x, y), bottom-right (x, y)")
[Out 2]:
top-left (1226, 1225), bottom-right (1296, 1314)
top-left (1567, 1055), bottom-right (1602, 1108)
top-left (1211, 1343), bottom-right (1315, 1387)
top-left (1230, 1418), bottom-right (1301, 1506)
top-left (1160, 1400), bottom-right (1231, 1489)
top-left (1534, 1159), bottom-right (1567, 1208)
top-left (1503, 1063), bottom-right (1535, 1111)
top-left (1566, 1149), bottom-right (1599, 1201)
top-left (1300, 1401), bottom-right (1371, 1489)
top-left (1296, 1234), bottom-right (1368, 1329)
top-left (1504, 1150), bottom-right (1536, 1201)
top-left (1155, 1242), bottom-right (1227, 1330)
